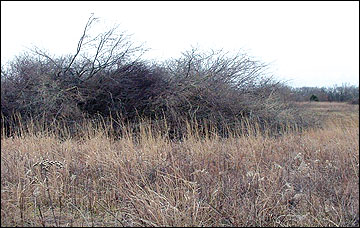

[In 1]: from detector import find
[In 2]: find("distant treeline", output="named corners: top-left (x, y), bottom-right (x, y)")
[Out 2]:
top-left (286, 84), bottom-right (359, 104)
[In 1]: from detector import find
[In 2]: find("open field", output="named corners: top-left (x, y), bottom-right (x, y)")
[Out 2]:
top-left (297, 101), bottom-right (359, 118)
top-left (1, 102), bottom-right (359, 227)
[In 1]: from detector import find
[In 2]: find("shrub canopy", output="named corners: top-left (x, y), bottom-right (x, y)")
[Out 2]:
top-left (1, 17), bottom-right (319, 138)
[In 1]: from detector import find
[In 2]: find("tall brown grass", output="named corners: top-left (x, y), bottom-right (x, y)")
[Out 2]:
top-left (1, 102), bottom-right (358, 226)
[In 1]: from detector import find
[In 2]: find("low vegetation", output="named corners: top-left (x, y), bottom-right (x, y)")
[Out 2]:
top-left (1, 102), bottom-right (358, 227)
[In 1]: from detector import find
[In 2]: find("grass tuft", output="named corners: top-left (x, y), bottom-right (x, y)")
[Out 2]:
top-left (1, 102), bottom-right (358, 227)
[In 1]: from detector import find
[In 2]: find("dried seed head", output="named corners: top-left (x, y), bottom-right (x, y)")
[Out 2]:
top-left (33, 159), bottom-right (64, 171)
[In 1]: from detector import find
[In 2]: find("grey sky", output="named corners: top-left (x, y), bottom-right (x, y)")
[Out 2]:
top-left (1, 1), bottom-right (359, 87)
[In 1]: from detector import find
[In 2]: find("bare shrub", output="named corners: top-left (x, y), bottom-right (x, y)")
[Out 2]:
top-left (148, 48), bottom-right (319, 137)
top-left (1, 16), bottom-right (319, 139)
top-left (1, 15), bottom-right (146, 136)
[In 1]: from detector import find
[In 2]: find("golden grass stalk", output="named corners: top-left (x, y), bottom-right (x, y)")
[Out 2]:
top-left (1, 103), bottom-right (358, 226)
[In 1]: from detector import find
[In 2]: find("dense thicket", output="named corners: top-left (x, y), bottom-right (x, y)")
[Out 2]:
top-left (1, 16), bottom-right (320, 139)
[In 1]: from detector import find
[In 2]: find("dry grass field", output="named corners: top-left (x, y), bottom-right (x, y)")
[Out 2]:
top-left (1, 102), bottom-right (359, 227)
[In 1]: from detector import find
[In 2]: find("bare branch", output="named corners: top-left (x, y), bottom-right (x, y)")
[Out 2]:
top-left (63, 14), bottom-right (98, 77)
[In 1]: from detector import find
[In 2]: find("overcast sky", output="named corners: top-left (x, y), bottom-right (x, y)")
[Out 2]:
top-left (1, 1), bottom-right (359, 87)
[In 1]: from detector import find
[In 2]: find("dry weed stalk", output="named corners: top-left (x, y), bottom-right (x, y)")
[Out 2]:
top-left (32, 158), bottom-right (64, 227)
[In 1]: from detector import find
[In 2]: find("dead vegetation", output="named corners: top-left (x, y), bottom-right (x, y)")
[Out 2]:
top-left (1, 16), bottom-right (358, 227)
top-left (1, 16), bottom-right (320, 140)
top-left (1, 102), bottom-right (358, 227)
